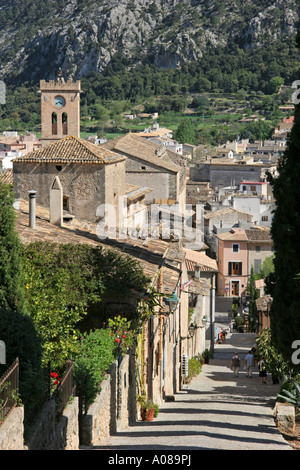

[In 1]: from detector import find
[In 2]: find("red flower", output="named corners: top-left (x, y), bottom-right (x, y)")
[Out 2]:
top-left (115, 338), bottom-right (120, 343)
top-left (50, 372), bottom-right (58, 378)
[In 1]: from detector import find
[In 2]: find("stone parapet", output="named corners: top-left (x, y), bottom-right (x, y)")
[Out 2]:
top-left (274, 402), bottom-right (295, 435)
top-left (40, 79), bottom-right (81, 92)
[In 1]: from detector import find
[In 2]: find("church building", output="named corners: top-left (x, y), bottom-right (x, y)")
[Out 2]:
top-left (13, 71), bottom-right (127, 224)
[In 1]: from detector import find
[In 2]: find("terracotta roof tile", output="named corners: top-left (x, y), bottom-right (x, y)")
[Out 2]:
top-left (0, 169), bottom-right (13, 184)
top-left (125, 183), bottom-right (153, 202)
top-left (244, 228), bottom-right (272, 242)
top-left (13, 136), bottom-right (126, 165)
top-left (184, 248), bottom-right (218, 271)
top-left (16, 200), bottom-right (181, 293)
top-left (204, 207), bottom-right (251, 219)
top-left (101, 133), bottom-right (181, 173)
top-left (216, 229), bottom-right (248, 241)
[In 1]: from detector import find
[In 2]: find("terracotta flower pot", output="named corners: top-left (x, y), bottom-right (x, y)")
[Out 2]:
top-left (142, 408), bottom-right (155, 421)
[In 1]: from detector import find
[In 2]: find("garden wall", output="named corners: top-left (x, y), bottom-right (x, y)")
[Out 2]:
top-left (81, 353), bottom-right (136, 446)
top-left (25, 397), bottom-right (79, 450)
top-left (0, 353), bottom-right (136, 450)
top-left (0, 407), bottom-right (24, 450)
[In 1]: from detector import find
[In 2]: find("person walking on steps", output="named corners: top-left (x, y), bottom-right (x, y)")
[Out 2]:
top-left (221, 329), bottom-right (227, 343)
top-left (245, 350), bottom-right (255, 378)
top-left (231, 352), bottom-right (240, 377)
top-left (258, 358), bottom-right (267, 384)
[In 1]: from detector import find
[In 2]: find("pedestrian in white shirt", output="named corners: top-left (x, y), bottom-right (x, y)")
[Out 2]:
top-left (245, 350), bottom-right (255, 378)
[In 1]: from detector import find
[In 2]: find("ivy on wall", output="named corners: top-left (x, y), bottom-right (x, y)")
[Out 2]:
top-left (21, 241), bottom-right (150, 368)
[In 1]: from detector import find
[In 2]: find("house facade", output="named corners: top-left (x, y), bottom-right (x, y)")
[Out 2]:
top-left (216, 227), bottom-right (273, 296)
top-left (239, 180), bottom-right (269, 197)
top-left (101, 133), bottom-right (187, 213)
top-left (245, 228), bottom-right (274, 275)
top-left (233, 195), bottom-right (275, 228)
top-left (217, 228), bottom-right (248, 297)
top-left (184, 248), bottom-right (218, 354)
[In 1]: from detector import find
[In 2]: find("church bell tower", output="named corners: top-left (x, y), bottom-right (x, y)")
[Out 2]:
top-left (40, 69), bottom-right (81, 147)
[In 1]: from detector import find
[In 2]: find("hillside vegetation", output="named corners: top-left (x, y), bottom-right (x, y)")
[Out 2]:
top-left (0, 0), bottom-right (299, 145)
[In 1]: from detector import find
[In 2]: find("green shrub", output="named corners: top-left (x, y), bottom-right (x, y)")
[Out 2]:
top-left (234, 315), bottom-right (244, 332)
top-left (277, 379), bottom-right (300, 407)
top-left (188, 356), bottom-right (202, 378)
top-left (0, 307), bottom-right (48, 435)
top-left (73, 328), bottom-right (115, 413)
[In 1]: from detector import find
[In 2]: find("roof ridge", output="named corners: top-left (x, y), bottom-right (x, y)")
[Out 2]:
top-left (13, 135), bottom-right (125, 164)
top-left (72, 135), bottom-right (106, 163)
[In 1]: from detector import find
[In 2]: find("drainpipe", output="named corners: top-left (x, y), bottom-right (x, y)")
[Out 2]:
top-left (28, 190), bottom-right (37, 228)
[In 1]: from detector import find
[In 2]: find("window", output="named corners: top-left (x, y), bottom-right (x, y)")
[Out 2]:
top-left (62, 112), bottom-right (68, 135)
top-left (250, 185), bottom-right (256, 192)
top-left (228, 262), bottom-right (242, 276)
top-left (63, 196), bottom-right (69, 212)
top-left (262, 216), bottom-right (268, 221)
top-left (55, 165), bottom-right (62, 172)
top-left (52, 112), bottom-right (57, 135)
top-left (141, 166), bottom-right (146, 170)
top-left (256, 245), bottom-right (261, 252)
top-left (232, 244), bottom-right (239, 253)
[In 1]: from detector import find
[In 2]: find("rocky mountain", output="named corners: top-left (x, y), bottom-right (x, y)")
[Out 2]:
top-left (0, 0), bottom-right (299, 84)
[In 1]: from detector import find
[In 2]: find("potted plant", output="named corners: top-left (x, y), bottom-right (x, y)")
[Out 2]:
top-left (138, 395), bottom-right (159, 421)
top-left (202, 348), bottom-right (212, 364)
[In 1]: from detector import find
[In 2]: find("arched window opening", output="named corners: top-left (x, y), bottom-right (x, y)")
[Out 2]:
top-left (52, 112), bottom-right (57, 135)
top-left (62, 112), bottom-right (68, 135)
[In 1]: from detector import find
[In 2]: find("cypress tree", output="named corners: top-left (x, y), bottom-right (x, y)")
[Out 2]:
top-left (0, 183), bottom-right (25, 312)
top-left (247, 267), bottom-right (258, 332)
top-left (267, 32), bottom-right (300, 363)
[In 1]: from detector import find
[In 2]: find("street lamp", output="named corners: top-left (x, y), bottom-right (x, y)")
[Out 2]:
top-left (165, 291), bottom-right (180, 314)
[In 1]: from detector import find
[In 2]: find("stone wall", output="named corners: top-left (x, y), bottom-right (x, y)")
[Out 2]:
top-left (81, 377), bottom-right (112, 446)
top-left (80, 353), bottom-right (136, 446)
top-left (25, 397), bottom-right (79, 450)
top-left (0, 407), bottom-right (24, 450)
top-left (1, 353), bottom-right (135, 450)
top-left (13, 161), bottom-right (125, 223)
top-left (190, 163), bottom-right (263, 187)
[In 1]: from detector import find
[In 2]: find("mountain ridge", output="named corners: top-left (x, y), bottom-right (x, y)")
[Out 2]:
top-left (0, 0), bottom-right (299, 84)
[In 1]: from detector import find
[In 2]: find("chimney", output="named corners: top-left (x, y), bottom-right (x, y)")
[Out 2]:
top-left (28, 190), bottom-right (37, 228)
top-left (194, 264), bottom-right (201, 279)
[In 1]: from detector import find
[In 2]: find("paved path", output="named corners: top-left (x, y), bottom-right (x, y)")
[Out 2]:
top-left (89, 330), bottom-right (292, 451)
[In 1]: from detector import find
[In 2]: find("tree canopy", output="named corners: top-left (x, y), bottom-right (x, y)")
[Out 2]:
top-left (267, 32), bottom-right (300, 364)
top-left (0, 183), bottom-right (26, 312)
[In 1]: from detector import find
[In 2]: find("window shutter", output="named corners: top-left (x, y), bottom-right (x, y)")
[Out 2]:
top-left (228, 262), bottom-right (232, 275)
top-left (238, 262), bottom-right (242, 275)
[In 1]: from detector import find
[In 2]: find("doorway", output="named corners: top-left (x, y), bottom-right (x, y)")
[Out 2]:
top-left (231, 280), bottom-right (239, 296)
